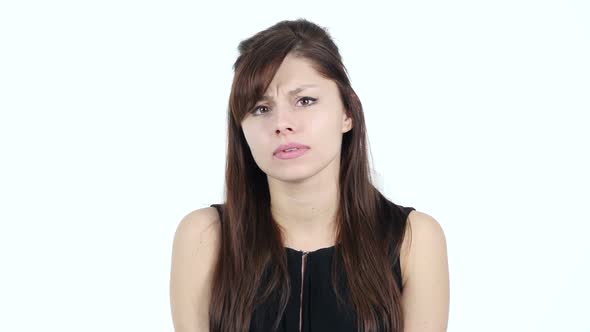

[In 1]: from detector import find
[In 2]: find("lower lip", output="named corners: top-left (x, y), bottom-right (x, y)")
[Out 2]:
top-left (274, 148), bottom-right (309, 160)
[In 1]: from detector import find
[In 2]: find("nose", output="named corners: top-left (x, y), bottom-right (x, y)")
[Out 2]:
top-left (273, 105), bottom-right (296, 135)
top-left (275, 127), bottom-right (293, 134)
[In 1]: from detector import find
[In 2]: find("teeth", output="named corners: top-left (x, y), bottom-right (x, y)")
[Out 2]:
top-left (283, 147), bottom-right (299, 152)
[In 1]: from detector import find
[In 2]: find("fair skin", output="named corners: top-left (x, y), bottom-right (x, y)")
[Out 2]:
top-left (170, 53), bottom-right (450, 331)
top-left (240, 53), bottom-right (351, 250)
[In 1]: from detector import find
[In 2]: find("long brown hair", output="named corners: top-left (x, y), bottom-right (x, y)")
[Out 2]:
top-left (209, 18), bottom-right (412, 332)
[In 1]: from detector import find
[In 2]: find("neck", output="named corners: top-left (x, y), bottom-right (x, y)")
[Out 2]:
top-left (268, 171), bottom-right (340, 250)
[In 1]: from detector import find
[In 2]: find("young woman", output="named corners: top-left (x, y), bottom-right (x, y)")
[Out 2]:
top-left (170, 19), bottom-right (449, 332)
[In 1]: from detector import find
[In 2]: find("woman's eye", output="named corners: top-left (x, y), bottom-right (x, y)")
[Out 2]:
top-left (252, 105), bottom-right (269, 115)
top-left (251, 97), bottom-right (316, 116)
top-left (297, 96), bottom-right (317, 106)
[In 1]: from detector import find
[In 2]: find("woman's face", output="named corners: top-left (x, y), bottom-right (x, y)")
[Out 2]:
top-left (241, 53), bottom-right (353, 183)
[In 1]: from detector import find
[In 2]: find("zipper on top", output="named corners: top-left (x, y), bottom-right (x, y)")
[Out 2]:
top-left (299, 251), bottom-right (309, 332)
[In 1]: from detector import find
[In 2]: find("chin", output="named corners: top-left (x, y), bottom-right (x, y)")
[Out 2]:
top-left (266, 166), bottom-right (314, 183)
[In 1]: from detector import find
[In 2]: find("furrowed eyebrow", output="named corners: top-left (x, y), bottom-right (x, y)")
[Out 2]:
top-left (259, 84), bottom-right (318, 102)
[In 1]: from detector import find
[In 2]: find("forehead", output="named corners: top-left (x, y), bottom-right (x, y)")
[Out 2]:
top-left (265, 54), bottom-right (326, 90)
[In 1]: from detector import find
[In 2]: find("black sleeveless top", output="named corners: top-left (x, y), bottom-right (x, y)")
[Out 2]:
top-left (209, 202), bottom-right (415, 332)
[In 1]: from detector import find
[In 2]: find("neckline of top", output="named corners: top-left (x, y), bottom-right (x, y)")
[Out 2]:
top-left (284, 244), bottom-right (337, 254)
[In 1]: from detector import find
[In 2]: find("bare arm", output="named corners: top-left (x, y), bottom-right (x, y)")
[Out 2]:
top-left (169, 208), bottom-right (221, 332)
top-left (401, 211), bottom-right (450, 332)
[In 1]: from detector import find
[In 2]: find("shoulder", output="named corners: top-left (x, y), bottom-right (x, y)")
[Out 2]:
top-left (169, 207), bottom-right (222, 331)
top-left (399, 209), bottom-right (450, 329)
top-left (174, 207), bottom-right (222, 244)
top-left (171, 206), bottom-right (222, 276)
top-left (172, 207), bottom-right (222, 257)
top-left (400, 209), bottom-right (448, 288)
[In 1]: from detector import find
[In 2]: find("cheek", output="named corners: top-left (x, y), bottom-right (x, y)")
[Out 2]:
top-left (242, 120), bottom-right (259, 140)
top-left (242, 127), bottom-right (268, 161)
top-left (242, 121), bottom-right (265, 141)
top-left (241, 127), bottom-right (259, 154)
top-left (308, 112), bottom-right (344, 138)
top-left (321, 113), bottom-right (347, 146)
top-left (241, 127), bottom-right (252, 147)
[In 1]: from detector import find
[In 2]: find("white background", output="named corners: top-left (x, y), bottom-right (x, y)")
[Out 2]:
top-left (1, 0), bottom-right (588, 331)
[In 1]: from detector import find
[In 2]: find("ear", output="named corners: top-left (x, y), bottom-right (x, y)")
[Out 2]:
top-left (341, 112), bottom-right (353, 133)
